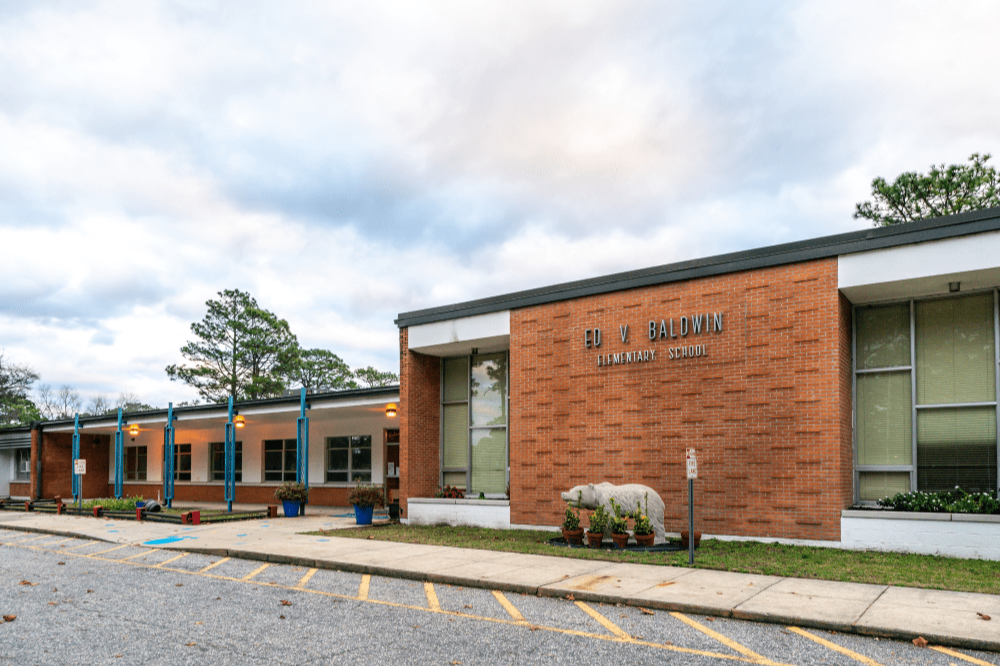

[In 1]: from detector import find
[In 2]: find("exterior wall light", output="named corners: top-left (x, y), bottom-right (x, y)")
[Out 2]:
top-left (128, 424), bottom-right (140, 437)
top-left (949, 281), bottom-right (961, 293)
top-left (385, 403), bottom-right (397, 419)
top-left (234, 415), bottom-right (246, 428)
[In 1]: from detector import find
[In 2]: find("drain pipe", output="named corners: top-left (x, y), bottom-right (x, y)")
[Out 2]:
top-left (32, 422), bottom-right (43, 500)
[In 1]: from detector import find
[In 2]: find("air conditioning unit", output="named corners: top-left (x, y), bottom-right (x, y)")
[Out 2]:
top-left (19, 461), bottom-right (30, 473)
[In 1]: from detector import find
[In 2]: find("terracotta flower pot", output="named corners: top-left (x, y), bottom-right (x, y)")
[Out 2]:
top-left (680, 530), bottom-right (701, 549)
top-left (586, 531), bottom-right (604, 548)
top-left (634, 532), bottom-right (654, 548)
top-left (562, 527), bottom-right (584, 545)
top-left (611, 532), bottom-right (631, 549)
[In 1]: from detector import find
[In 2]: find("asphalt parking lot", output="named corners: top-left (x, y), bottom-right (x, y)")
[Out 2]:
top-left (1, 528), bottom-right (998, 666)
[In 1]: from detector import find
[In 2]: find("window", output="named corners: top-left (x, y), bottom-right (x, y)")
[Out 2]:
top-left (325, 436), bottom-right (372, 482)
top-left (441, 352), bottom-right (508, 495)
top-left (264, 439), bottom-right (297, 482)
top-left (210, 442), bottom-right (242, 482)
top-left (125, 446), bottom-right (147, 481)
top-left (854, 293), bottom-right (999, 501)
top-left (15, 448), bottom-right (30, 481)
top-left (173, 443), bottom-right (192, 482)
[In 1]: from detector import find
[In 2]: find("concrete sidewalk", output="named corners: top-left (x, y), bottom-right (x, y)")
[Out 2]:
top-left (2, 510), bottom-right (998, 652)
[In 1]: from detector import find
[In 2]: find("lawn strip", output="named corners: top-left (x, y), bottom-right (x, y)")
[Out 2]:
top-left (307, 524), bottom-right (1000, 595)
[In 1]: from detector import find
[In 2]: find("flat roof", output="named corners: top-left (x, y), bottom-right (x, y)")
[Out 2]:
top-left (0, 385), bottom-right (399, 433)
top-left (395, 207), bottom-right (1000, 328)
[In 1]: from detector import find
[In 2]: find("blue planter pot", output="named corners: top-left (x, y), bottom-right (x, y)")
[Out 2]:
top-left (136, 501), bottom-right (145, 509)
top-left (282, 500), bottom-right (301, 518)
top-left (354, 504), bottom-right (374, 525)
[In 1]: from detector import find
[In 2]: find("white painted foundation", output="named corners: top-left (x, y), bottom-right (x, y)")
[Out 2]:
top-left (841, 509), bottom-right (1000, 560)
top-left (406, 498), bottom-right (510, 529)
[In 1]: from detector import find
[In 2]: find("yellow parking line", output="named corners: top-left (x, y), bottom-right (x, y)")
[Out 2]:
top-left (576, 601), bottom-right (632, 640)
top-left (89, 544), bottom-right (130, 556)
top-left (424, 582), bottom-right (440, 611)
top-left (296, 568), bottom-right (318, 590)
top-left (121, 549), bottom-right (159, 561)
top-left (242, 563), bottom-right (270, 581)
top-left (156, 553), bottom-right (190, 568)
top-left (59, 541), bottom-right (99, 551)
top-left (4, 537), bottom-right (757, 664)
top-left (786, 626), bottom-right (880, 665)
top-left (492, 591), bottom-right (527, 624)
top-left (198, 557), bottom-right (229, 573)
top-left (672, 612), bottom-right (780, 666)
top-left (930, 645), bottom-right (995, 666)
top-left (38, 538), bottom-right (71, 547)
top-left (16, 534), bottom-right (52, 543)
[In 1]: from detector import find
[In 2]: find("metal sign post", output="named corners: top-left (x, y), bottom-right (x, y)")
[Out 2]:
top-left (686, 448), bottom-right (698, 565)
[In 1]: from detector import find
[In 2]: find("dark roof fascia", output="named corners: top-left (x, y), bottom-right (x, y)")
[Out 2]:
top-left (32, 385), bottom-right (400, 430)
top-left (395, 207), bottom-right (1000, 328)
top-left (0, 426), bottom-right (32, 437)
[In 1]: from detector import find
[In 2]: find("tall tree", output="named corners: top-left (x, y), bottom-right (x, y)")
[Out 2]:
top-left (166, 289), bottom-right (298, 403)
top-left (0, 352), bottom-right (41, 426)
top-left (855, 153), bottom-right (1000, 226)
top-left (285, 347), bottom-right (358, 392)
top-left (354, 366), bottom-right (399, 388)
top-left (115, 391), bottom-right (157, 413)
top-left (36, 383), bottom-right (82, 420)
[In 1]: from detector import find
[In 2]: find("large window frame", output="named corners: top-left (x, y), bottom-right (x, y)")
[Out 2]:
top-left (325, 435), bottom-right (372, 483)
top-left (439, 352), bottom-right (509, 497)
top-left (263, 439), bottom-right (297, 482)
top-left (125, 445), bottom-right (147, 482)
top-left (172, 443), bottom-right (192, 482)
top-left (210, 441), bottom-right (243, 482)
top-left (853, 290), bottom-right (1000, 502)
top-left (15, 448), bottom-right (30, 481)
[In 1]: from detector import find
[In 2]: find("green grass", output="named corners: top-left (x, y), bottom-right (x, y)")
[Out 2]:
top-left (310, 524), bottom-right (1000, 595)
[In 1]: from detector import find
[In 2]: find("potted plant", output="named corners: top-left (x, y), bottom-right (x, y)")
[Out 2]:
top-left (587, 504), bottom-right (609, 548)
top-left (274, 482), bottom-right (309, 518)
top-left (561, 491), bottom-right (584, 545)
top-left (608, 497), bottom-right (631, 549)
top-left (632, 494), bottom-right (655, 548)
top-left (348, 482), bottom-right (385, 525)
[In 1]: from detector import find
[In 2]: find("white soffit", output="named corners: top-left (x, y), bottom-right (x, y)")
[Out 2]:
top-left (408, 310), bottom-right (510, 357)
top-left (839, 230), bottom-right (1000, 303)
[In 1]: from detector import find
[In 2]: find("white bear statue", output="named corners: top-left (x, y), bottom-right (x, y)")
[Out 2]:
top-left (561, 482), bottom-right (666, 544)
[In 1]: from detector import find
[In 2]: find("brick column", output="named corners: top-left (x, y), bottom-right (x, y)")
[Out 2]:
top-left (399, 327), bottom-right (441, 518)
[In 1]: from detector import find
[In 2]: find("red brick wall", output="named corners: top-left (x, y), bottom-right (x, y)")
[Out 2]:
top-left (9, 482), bottom-right (30, 497)
top-left (838, 293), bottom-right (854, 509)
top-left (35, 432), bottom-right (110, 499)
top-left (40, 432), bottom-right (73, 499)
top-left (398, 327), bottom-right (441, 517)
top-left (508, 258), bottom-right (850, 540)
top-left (29, 428), bottom-right (39, 499)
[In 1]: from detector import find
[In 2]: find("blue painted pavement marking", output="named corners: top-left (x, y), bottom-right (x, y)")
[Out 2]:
top-left (143, 535), bottom-right (199, 546)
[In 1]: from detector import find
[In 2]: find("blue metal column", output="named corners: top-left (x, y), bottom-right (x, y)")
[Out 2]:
top-left (296, 388), bottom-right (309, 492)
top-left (71, 414), bottom-right (81, 503)
top-left (163, 403), bottom-right (175, 509)
top-left (114, 409), bottom-right (124, 499)
top-left (225, 397), bottom-right (235, 512)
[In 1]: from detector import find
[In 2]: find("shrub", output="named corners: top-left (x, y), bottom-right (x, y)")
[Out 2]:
top-left (588, 504), bottom-right (609, 534)
top-left (608, 497), bottom-right (630, 535)
top-left (562, 491), bottom-right (582, 531)
top-left (632, 493), bottom-right (653, 536)
top-left (877, 487), bottom-right (1000, 514)
top-left (348, 483), bottom-right (384, 508)
top-left (82, 496), bottom-right (144, 512)
top-left (274, 482), bottom-right (309, 502)
top-left (435, 485), bottom-right (465, 499)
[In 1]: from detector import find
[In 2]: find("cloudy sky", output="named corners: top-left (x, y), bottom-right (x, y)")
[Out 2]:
top-left (1, 1), bottom-right (998, 409)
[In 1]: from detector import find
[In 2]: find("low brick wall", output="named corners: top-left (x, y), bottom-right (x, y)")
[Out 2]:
top-left (110, 484), bottom-right (353, 506)
top-left (841, 509), bottom-right (1000, 560)
top-left (8, 482), bottom-right (31, 498)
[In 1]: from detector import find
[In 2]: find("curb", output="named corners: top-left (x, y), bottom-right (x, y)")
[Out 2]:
top-left (4, 523), bottom-right (999, 653)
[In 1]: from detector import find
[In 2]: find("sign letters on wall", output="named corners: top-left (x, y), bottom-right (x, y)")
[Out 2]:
top-left (585, 312), bottom-right (724, 368)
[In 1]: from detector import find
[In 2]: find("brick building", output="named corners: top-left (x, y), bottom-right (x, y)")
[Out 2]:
top-left (2, 387), bottom-right (401, 508)
top-left (395, 208), bottom-right (1000, 542)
